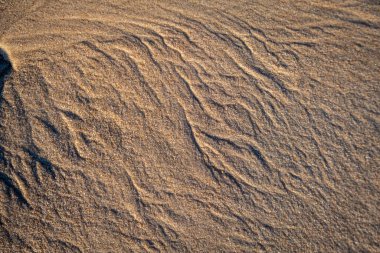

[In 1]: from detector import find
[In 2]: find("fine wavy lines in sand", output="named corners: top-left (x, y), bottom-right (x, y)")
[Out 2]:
top-left (154, 7), bottom-right (295, 84)
top-left (161, 7), bottom-right (296, 71)
top-left (0, 1), bottom-right (296, 209)
top-left (4, 3), bottom-right (294, 106)
top-left (52, 9), bottom-right (294, 194)
top-left (0, 1), bottom-right (378, 252)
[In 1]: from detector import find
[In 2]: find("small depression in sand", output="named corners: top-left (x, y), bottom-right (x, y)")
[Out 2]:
top-left (0, 47), bottom-right (12, 81)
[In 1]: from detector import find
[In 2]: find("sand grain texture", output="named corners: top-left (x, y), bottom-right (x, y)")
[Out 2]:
top-left (0, 0), bottom-right (379, 252)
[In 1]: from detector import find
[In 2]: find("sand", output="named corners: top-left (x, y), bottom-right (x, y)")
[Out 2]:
top-left (0, 0), bottom-right (379, 252)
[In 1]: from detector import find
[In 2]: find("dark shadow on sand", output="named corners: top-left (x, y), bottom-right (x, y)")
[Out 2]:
top-left (0, 48), bottom-right (12, 106)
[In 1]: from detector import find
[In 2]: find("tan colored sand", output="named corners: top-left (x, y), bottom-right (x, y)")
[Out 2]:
top-left (0, 0), bottom-right (379, 252)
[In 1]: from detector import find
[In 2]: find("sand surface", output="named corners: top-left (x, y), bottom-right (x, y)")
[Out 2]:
top-left (0, 0), bottom-right (379, 252)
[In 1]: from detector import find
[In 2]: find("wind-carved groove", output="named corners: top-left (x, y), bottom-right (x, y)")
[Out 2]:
top-left (24, 148), bottom-right (57, 181)
top-left (0, 146), bottom-right (8, 167)
top-left (182, 113), bottom-right (245, 191)
top-left (247, 145), bottom-right (271, 172)
top-left (0, 171), bottom-right (30, 208)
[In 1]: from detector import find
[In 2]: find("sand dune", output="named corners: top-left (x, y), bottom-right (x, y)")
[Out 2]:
top-left (0, 0), bottom-right (379, 252)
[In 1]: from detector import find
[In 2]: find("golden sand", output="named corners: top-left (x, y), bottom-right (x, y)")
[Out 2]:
top-left (0, 0), bottom-right (379, 252)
